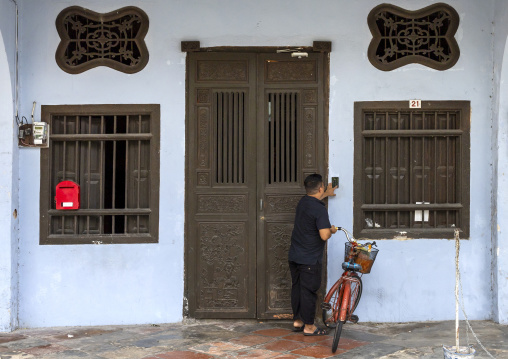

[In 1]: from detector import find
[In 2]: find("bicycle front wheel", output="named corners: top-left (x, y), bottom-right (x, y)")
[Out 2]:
top-left (349, 273), bottom-right (363, 315)
top-left (332, 320), bottom-right (344, 353)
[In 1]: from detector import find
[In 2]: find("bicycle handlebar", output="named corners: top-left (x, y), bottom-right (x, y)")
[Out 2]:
top-left (334, 227), bottom-right (377, 248)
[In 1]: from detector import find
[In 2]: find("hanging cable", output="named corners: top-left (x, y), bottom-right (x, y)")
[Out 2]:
top-left (454, 229), bottom-right (496, 358)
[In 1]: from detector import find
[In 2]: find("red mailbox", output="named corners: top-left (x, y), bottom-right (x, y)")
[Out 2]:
top-left (55, 181), bottom-right (80, 210)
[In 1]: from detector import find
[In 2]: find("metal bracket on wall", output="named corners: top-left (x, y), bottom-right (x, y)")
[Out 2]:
top-left (181, 41), bottom-right (201, 52)
top-left (313, 41), bottom-right (332, 53)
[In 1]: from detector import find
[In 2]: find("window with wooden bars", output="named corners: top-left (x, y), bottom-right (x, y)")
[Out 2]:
top-left (353, 101), bottom-right (470, 239)
top-left (40, 104), bottom-right (160, 244)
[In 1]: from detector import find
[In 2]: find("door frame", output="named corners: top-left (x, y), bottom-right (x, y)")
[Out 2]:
top-left (183, 43), bottom-right (331, 319)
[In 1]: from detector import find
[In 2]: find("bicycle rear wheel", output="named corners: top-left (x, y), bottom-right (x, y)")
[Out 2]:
top-left (322, 278), bottom-right (343, 328)
top-left (332, 320), bottom-right (344, 353)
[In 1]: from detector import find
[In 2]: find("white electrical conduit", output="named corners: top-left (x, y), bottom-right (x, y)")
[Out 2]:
top-left (9, 0), bottom-right (19, 119)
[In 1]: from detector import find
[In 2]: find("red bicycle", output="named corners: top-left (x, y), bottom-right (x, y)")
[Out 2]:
top-left (321, 227), bottom-right (379, 353)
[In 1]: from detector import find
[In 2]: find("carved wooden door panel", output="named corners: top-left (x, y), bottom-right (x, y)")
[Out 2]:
top-left (186, 51), bottom-right (326, 319)
top-left (256, 53), bottom-right (326, 319)
top-left (186, 53), bottom-right (258, 318)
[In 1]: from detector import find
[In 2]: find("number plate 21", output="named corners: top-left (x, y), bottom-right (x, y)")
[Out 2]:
top-left (409, 100), bottom-right (421, 108)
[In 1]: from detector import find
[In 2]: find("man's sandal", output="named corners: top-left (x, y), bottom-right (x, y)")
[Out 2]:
top-left (303, 327), bottom-right (327, 336)
top-left (292, 324), bottom-right (305, 332)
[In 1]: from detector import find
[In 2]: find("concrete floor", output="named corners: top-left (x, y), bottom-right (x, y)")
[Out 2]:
top-left (0, 320), bottom-right (506, 358)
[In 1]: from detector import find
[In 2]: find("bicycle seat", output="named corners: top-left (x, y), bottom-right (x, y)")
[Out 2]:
top-left (342, 261), bottom-right (362, 272)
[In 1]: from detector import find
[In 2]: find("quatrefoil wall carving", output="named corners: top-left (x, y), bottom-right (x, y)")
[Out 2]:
top-left (56, 6), bottom-right (149, 74)
top-left (367, 3), bottom-right (460, 71)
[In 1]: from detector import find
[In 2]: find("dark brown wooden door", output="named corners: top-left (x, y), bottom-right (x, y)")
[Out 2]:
top-left (256, 53), bottom-right (326, 319)
top-left (186, 51), bottom-right (326, 319)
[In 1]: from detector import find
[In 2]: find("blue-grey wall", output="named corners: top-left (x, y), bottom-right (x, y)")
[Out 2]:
top-left (17, 0), bottom-right (187, 328)
top-left (492, 0), bottom-right (508, 325)
top-left (326, 0), bottom-right (496, 322)
top-left (0, 0), bottom-right (19, 332)
top-left (6, 0), bottom-right (505, 329)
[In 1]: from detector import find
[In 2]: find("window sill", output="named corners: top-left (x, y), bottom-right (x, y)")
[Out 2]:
top-left (40, 234), bottom-right (157, 245)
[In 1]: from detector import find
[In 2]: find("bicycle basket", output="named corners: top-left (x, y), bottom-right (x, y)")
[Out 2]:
top-left (344, 242), bottom-right (379, 274)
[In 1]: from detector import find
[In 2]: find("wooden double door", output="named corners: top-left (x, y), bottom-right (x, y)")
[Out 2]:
top-left (185, 51), bottom-right (328, 319)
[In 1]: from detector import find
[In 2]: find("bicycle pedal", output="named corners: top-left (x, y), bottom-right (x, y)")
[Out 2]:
top-left (321, 302), bottom-right (332, 310)
top-left (349, 314), bottom-right (359, 324)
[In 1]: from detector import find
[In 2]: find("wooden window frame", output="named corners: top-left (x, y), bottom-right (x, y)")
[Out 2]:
top-left (353, 101), bottom-right (470, 239)
top-left (40, 104), bottom-right (160, 245)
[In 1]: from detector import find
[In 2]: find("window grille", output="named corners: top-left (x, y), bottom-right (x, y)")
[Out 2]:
top-left (354, 101), bottom-right (470, 239)
top-left (268, 92), bottom-right (299, 184)
top-left (214, 92), bottom-right (246, 184)
top-left (55, 6), bottom-right (149, 74)
top-left (367, 3), bottom-right (460, 71)
top-left (40, 105), bottom-right (160, 244)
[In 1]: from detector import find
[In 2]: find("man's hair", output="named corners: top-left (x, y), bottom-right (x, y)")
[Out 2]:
top-left (304, 173), bottom-right (323, 195)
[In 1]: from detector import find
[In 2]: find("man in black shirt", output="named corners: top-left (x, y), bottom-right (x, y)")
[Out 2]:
top-left (289, 173), bottom-right (337, 336)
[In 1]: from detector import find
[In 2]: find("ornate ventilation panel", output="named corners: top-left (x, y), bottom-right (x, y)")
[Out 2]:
top-left (56, 6), bottom-right (149, 74)
top-left (367, 3), bottom-right (460, 71)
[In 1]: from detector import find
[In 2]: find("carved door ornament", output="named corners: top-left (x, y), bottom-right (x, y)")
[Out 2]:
top-left (56, 6), bottom-right (149, 74)
top-left (367, 3), bottom-right (460, 71)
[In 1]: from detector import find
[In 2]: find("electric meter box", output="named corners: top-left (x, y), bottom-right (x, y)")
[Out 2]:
top-left (18, 121), bottom-right (49, 148)
top-left (32, 122), bottom-right (48, 145)
top-left (55, 181), bottom-right (80, 210)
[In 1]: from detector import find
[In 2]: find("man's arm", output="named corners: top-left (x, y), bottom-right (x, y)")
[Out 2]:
top-left (319, 225), bottom-right (338, 241)
top-left (320, 183), bottom-right (338, 200)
